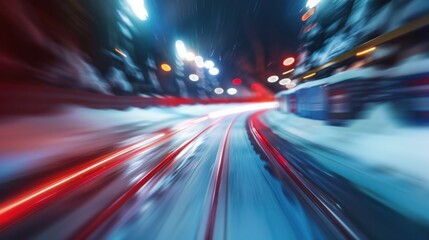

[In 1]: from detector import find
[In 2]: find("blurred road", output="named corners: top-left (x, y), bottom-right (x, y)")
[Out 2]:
top-left (1, 105), bottom-right (429, 240)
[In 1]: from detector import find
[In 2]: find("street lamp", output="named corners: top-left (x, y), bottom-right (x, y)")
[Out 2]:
top-left (189, 74), bottom-right (199, 82)
top-left (204, 60), bottom-right (215, 69)
top-left (127, 0), bottom-right (149, 20)
top-left (175, 40), bottom-right (187, 58)
top-left (283, 57), bottom-right (295, 66)
top-left (214, 88), bottom-right (224, 94)
top-left (227, 88), bottom-right (238, 95)
top-left (286, 81), bottom-right (297, 89)
top-left (232, 78), bottom-right (242, 85)
top-left (279, 78), bottom-right (291, 86)
top-left (185, 52), bottom-right (196, 61)
top-left (195, 56), bottom-right (205, 68)
top-left (306, 0), bottom-right (321, 8)
top-left (209, 68), bottom-right (220, 76)
top-left (267, 75), bottom-right (279, 83)
top-left (161, 63), bottom-right (172, 72)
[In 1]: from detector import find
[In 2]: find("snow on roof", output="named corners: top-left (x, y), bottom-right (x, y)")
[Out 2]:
top-left (385, 54), bottom-right (429, 77)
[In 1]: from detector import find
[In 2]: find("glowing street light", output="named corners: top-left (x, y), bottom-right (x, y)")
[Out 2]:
top-left (160, 63), bottom-right (172, 72)
top-left (306, 0), bottom-right (321, 8)
top-left (279, 78), bottom-right (291, 85)
top-left (286, 81), bottom-right (297, 89)
top-left (127, 0), bottom-right (149, 20)
top-left (232, 78), bottom-right (242, 85)
top-left (267, 75), bottom-right (279, 83)
top-left (204, 60), bottom-right (215, 69)
top-left (227, 88), bottom-right (238, 95)
top-left (302, 8), bottom-right (315, 22)
top-left (189, 74), bottom-right (199, 82)
top-left (214, 88), bottom-right (224, 94)
top-left (209, 67), bottom-right (220, 76)
top-left (195, 56), bottom-right (205, 68)
top-left (283, 57), bottom-right (295, 66)
top-left (175, 40), bottom-right (187, 58)
top-left (185, 52), bottom-right (196, 61)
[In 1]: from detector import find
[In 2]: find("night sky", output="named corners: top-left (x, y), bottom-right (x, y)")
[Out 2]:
top-left (147, 0), bottom-right (305, 89)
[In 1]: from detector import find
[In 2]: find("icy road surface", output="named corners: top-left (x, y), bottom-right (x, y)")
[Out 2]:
top-left (1, 104), bottom-right (428, 239)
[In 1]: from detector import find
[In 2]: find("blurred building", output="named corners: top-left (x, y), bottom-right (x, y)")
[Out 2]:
top-left (295, 0), bottom-right (429, 80)
top-left (78, 0), bottom-right (165, 95)
top-left (0, 0), bottom-right (173, 96)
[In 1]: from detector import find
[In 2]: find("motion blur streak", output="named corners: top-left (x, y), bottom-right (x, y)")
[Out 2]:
top-left (74, 119), bottom-right (221, 239)
top-left (248, 112), bottom-right (362, 239)
top-left (282, 68), bottom-right (295, 75)
top-left (355, 47), bottom-right (377, 56)
top-left (2, 0), bottom-right (429, 239)
top-left (114, 48), bottom-right (128, 58)
top-left (204, 116), bottom-right (237, 240)
top-left (192, 116), bottom-right (209, 124)
top-left (0, 133), bottom-right (166, 230)
top-left (302, 73), bottom-right (316, 79)
top-left (0, 115), bottom-right (208, 230)
top-left (208, 102), bottom-right (278, 119)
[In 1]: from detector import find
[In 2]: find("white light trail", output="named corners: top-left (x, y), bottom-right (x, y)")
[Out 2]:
top-left (176, 40), bottom-right (187, 58)
top-left (208, 102), bottom-right (279, 119)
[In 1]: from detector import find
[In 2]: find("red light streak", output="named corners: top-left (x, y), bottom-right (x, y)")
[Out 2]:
top-left (204, 116), bottom-right (237, 239)
top-left (0, 115), bottom-right (210, 230)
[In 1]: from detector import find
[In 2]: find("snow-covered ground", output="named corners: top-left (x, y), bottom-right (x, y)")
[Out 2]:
top-left (0, 104), bottom-right (247, 183)
top-left (263, 105), bottom-right (429, 225)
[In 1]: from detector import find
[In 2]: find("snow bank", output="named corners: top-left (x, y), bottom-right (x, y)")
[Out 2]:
top-left (386, 54), bottom-right (429, 77)
top-left (263, 105), bottom-right (429, 224)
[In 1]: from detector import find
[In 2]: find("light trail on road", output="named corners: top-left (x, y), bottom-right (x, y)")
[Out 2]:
top-left (203, 116), bottom-right (238, 240)
top-left (75, 119), bottom-right (222, 239)
top-left (2, 105), bottom-right (428, 239)
top-left (248, 112), bottom-right (362, 239)
top-left (0, 116), bottom-right (212, 231)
